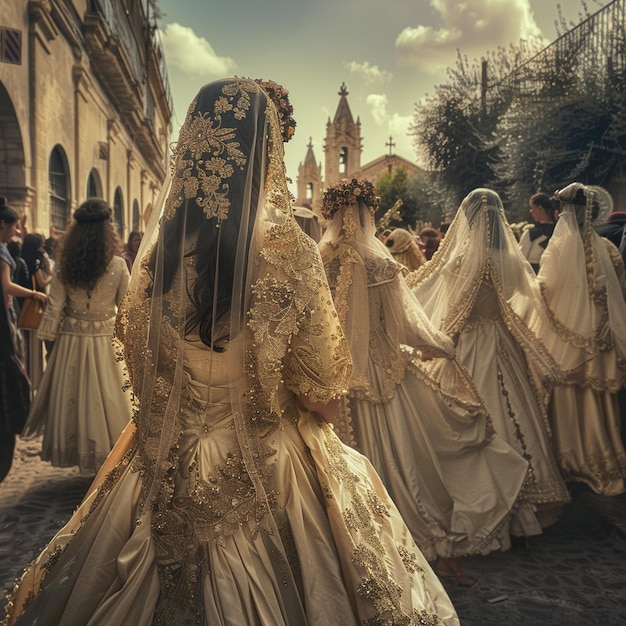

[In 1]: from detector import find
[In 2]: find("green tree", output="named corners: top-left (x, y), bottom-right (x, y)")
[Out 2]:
top-left (411, 43), bottom-right (542, 206)
top-left (375, 167), bottom-right (415, 228)
top-left (411, 2), bottom-right (625, 222)
top-left (495, 23), bottom-right (626, 220)
top-left (374, 167), bottom-right (448, 230)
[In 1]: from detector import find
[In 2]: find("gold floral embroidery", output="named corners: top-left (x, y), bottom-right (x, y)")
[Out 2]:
top-left (252, 221), bottom-right (351, 407)
top-left (221, 77), bottom-right (257, 118)
top-left (322, 244), bottom-right (361, 334)
top-left (164, 80), bottom-right (258, 223)
top-left (321, 425), bottom-right (444, 625)
top-left (365, 256), bottom-right (402, 286)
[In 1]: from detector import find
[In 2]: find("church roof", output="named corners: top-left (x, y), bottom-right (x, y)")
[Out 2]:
top-left (361, 153), bottom-right (422, 172)
top-left (352, 153), bottom-right (424, 182)
top-left (332, 82), bottom-right (356, 125)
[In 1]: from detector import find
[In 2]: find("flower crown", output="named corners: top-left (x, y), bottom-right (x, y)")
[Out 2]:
top-left (254, 78), bottom-right (296, 142)
top-left (322, 178), bottom-right (381, 220)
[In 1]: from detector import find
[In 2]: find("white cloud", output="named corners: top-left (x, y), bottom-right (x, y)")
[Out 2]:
top-left (366, 94), bottom-right (389, 125)
top-left (345, 61), bottom-right (392, 84)
top-left (396, 0), bottom-right (543, 70)
top-left (365, 95), bottom-right (414, 159)
top-left (160, 23), bottom-right (237, 77)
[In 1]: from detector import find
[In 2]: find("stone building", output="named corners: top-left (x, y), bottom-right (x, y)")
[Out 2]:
top-left (0, 0), bottom-right (172, 238)
top-left (295, 83), bottom-right (422, 220)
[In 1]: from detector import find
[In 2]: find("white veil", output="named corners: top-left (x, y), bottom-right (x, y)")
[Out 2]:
top-left (319, 198), bottom-right (454, 397)
top-left (538, 182), bottom-right (626, 387)
top-left (409, 188), bottom-right (594, 404)
top-left (113, 78), bottom-right (352, 622)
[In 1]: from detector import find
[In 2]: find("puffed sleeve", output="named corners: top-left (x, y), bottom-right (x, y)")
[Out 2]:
top-left (282, 276), bottom-right (352, 404)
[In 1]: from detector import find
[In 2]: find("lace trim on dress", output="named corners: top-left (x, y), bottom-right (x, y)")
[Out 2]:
top-left (320, 423), bottom-right (446, 626)
top-left (257, 221), bottom-right (352, 405)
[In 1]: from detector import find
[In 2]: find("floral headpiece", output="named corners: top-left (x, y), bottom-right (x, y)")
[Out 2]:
top-left (254, 78), bottom-right (296, 143)
top-left (322, 178), bottom-right (380, 220)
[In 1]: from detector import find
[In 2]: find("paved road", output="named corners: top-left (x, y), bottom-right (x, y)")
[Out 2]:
top-left (445, 486), bottom-right (626, 625)
top-left (1, 437), bottom-right (625, 625)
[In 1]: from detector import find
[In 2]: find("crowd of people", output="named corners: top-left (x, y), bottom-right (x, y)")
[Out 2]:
top-left (1, 75), bottom-right (625, 625)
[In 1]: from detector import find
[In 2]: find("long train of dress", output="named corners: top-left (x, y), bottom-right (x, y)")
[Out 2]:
top-left (550, 349), bottom-right (626, 496)
top-left (5, 343), bottom-right (458, 626)
top-left (23, 326), bottom-right (130, 474)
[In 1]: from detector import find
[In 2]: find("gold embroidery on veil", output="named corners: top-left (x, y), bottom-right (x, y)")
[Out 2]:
top-left (164, 81), bottom-right (254, 224)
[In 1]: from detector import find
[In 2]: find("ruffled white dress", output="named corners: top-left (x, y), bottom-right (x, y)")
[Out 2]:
top-left (542, 235), bottom-right (626, 495)
top-left (456, 279), bottom-right (571, 524)
top-left (335, 271), bottom-right (529, 559)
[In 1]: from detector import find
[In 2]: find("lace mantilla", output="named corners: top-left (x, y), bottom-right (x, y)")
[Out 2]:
top-left (164, 80), bottom-right (259, 224)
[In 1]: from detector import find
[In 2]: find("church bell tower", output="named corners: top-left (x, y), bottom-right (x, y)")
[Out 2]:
top-left (323, 83), bottom-right (362, 187)
top-left (295, 138), bottom-right (323, 217)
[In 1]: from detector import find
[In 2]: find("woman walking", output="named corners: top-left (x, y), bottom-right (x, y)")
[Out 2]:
top-left (22, 199), bottom-right (131, 475)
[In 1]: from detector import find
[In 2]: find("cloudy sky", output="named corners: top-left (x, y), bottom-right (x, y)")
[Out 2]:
top-left (155, 0), bottom-right (603, 190)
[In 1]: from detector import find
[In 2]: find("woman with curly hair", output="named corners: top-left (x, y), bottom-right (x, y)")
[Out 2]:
top-left (22, 198), bottom-right (132, 474)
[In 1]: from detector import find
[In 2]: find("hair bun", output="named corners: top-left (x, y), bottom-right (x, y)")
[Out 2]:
top-left (555, 182), bottom-right (586, 205)
top-left (73, 198), bottom-right (111, 223)
top-left (0, 196), bottom-right (7, 207)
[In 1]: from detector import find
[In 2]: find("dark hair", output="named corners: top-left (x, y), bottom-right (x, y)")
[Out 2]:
top-left (158, 82), bottom-right (268, 349)
top-left (0, 196), bottom-right (19, 225)
top-left (44, 237), bottom-right (58, 260)
top-left (529, 192), bottom-right (553, 212)
top-left (6, 239), bottom-right (21, 259)
top-left (419, 227), bottom-right (438, 238)
top-left (22, 233), bottom-right (46, 276)
top-left (127, 230), bottom-right (142, 245)
top-left (58, 198), bottom-right (121, 289)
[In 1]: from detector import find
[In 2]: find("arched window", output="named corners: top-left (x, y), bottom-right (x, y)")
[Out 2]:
top-left (113, 186), bottom-right (124, 234)
top-left (49, 145), bottom-right (71, 231)
top-left (306, 182), bottom-right (313, 202)
top-left (144, 202), bottom-right (153, 225)
top-left (86, 168), bottom-right (102, 199)
top-left (339, 147), bottom-right (348, 174)
top-left (132, 199), bottom-right (140, 230)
